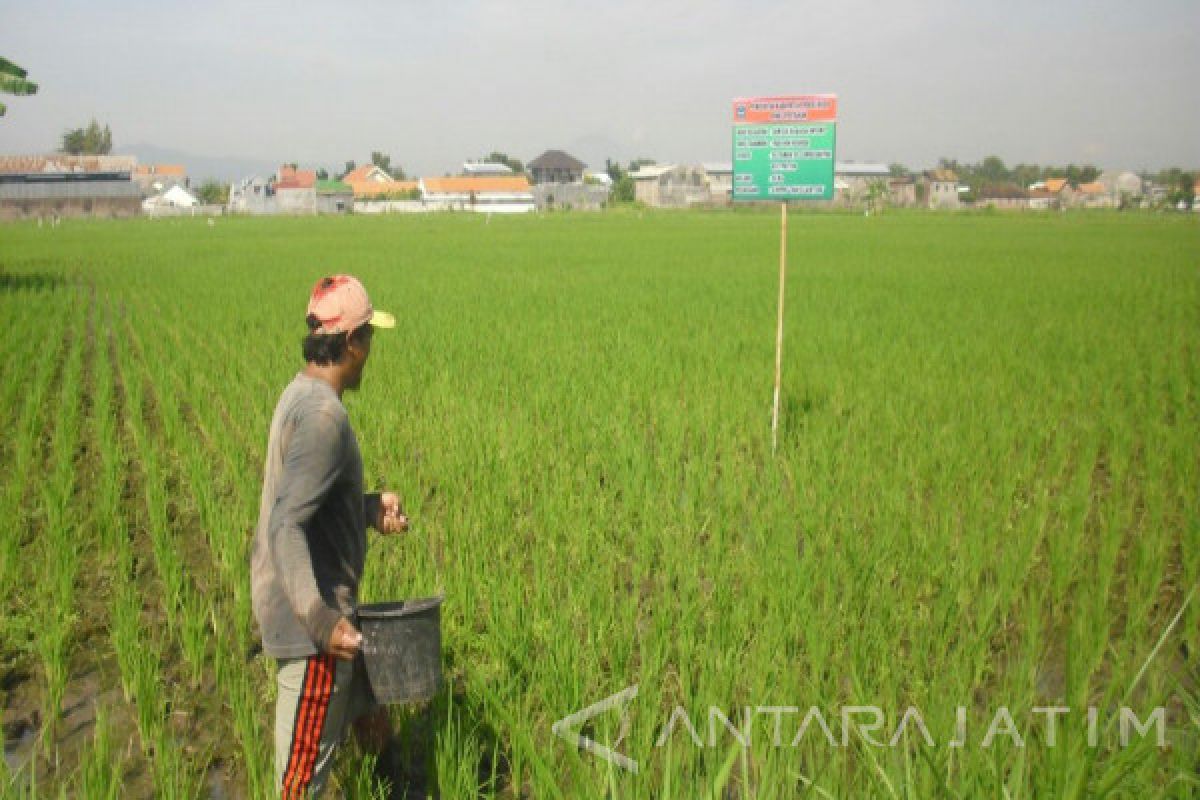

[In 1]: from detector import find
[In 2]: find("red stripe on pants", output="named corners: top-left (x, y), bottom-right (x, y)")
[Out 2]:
top-left (282, 655), bottom-right (335, 798)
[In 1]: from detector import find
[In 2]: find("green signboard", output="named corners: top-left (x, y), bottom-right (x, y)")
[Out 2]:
top-left (731, 95), bottom-right (838, 201)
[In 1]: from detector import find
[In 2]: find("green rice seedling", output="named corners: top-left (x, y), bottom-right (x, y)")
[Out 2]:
top-left (64, 705), bottom-right (123, 800)
top-left (0, 212), bottom-right (1195, 795)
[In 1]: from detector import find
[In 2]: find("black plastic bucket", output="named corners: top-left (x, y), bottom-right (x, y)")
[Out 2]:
top-left (357, 596), bottom-right (444, 705)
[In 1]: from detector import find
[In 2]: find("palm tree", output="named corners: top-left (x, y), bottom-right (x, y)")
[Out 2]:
top-left (0, 57), bottom-right (38, 117)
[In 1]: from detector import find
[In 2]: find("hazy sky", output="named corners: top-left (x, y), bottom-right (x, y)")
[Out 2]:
top-left (2, 1), bottom-right (1197, 178)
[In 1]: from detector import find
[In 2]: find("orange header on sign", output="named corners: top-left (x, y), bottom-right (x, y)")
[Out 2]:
top-left (732, 94), bottom-right (838, 124)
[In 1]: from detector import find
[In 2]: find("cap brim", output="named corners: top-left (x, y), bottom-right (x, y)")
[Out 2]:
top-left (370, 310), bottom-right (396, 329)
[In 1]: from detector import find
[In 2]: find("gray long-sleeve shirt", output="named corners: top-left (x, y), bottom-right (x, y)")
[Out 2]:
top-left (251, 373), bottom-right (380, 659)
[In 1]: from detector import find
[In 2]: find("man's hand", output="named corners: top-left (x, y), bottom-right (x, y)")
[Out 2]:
top-left (377, 491), bottom-right (409, 535)
top-left (329, 617), bottom-right (363, 661)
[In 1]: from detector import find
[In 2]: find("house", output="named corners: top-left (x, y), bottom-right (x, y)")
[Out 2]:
top-left (531, 181), bottom-right (609, 211)
top-left (462, 162), bottom-right (514, 177)
top-left (630, 165), bottom-right (712, 207)
top-left (887, 176), bottom-right (916, 208)
top-left (132, 164), bottom-right (187, 193)
top-left (142, 184), bottom-right (198, 213)
top-left (343, 165), bottom-right (418, 199)
top-left (1027, 188), bottom-right (1059, 210)
top-left (1097, 170), bottom-right (1143, 203)
top-left (528, 150), bottom-right (586, 184)
top-left (583, 171), bottom-right (613, 188)
top-left (921, 169), bottom-right (960, 210)
top-left (1074, 181), bottom-right (1114, 208)
top-left (976, 184), bottom-right (1029, 210)
top-left (0, 154), bottom-right (142, 219)
top-left (419, 175), bottom-right (535, 213)
top-left (1038, 178), bottom-right (1075, 207)
top-left (228, 175), bottom-right (274, 214)
top-left (702, 163), bottom-right (733, 204)
top-left (274, 165), bottom-right (317, 214)
top-left (835, 162), bottom-right (891, 207)
top-left (316, 180), bottom-right (353, 213)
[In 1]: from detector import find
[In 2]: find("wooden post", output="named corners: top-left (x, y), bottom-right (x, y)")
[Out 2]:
top-left (771, 202), bottom-right (787, 454)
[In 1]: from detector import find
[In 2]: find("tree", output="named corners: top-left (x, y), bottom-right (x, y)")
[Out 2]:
top-left (604, 158), bottom-right (626, 183)
top-left (195, 180), bottom-right (229, 205)
top-left (60, 119), bottom-right (112, 154)
top-left (1165, 169), bottom-right (1195, 208)
top-left (340, 161), bottom-right (356, 179)
top-left (0, 57), bottom-right (37, 117)
top-left (1012, 163), bottom-right (1041, 189)
top-left (482, 151), bottom-right (523, 174)
top-left (612, 175), bottom-right (635, 203)
top-left (316, 167), bottom-right (329, 181)
top-left (888, 163), bottom-right (909, 178)
top-left (368, 152), bottom-right (406, 180)
top-left (865, 179), bottom-right (889, 214)
top-left (978, 156), bottom-right (1009, 184)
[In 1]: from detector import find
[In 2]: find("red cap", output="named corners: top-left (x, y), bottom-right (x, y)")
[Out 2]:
top-left (305, 275), bottom-right (395, 334)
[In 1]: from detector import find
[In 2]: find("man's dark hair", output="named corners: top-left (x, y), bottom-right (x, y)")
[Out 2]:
top-left (302, 316), bottom-right (372, 365)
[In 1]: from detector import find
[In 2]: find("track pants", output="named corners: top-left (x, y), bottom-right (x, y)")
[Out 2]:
top-left (274, 653), bottom-right (375, 798)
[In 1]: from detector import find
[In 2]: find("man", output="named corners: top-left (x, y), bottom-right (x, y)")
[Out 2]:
top-left (251, 274), bottom-right (410, 797)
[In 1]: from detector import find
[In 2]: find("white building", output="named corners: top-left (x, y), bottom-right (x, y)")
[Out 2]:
top-left (419, 175), bottom-right (536, 213)
top-left (142, 185), bottom-right (198, 211)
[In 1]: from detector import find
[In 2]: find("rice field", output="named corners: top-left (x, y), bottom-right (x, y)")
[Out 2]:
top-left (0, 209), bottom-right (1197, 798)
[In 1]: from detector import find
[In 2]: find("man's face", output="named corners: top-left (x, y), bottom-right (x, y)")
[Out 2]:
top-left (344, 325), bottom-right (374, 390)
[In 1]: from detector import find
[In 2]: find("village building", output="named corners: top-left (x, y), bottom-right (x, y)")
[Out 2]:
top-left (462, 161), bottom-right (515, 177)
top-left (525, 150), bottom-right (607, 210)
top-left (920, 169), bottom-right (961, 210)
top-left (976, 183), bottom-right (1029, 210)
top-left (1097, 170), bottom-right (1143, 203)
top-left (887, 175), bottom-right (917, 208)
top-left (342, 164), bottom-right (418, 199)
top-left (1027, 188), bottom-right (1060, 210)
top-left (228, 175), bottom-right (274, 214)
top-left (142, 184), bottom-right (199, 215)
top-left (702, 163), bottom-right (733, 204)
top-left (1040, 178), bottom-right (1075, 207)
top-left (583, 171), bottom-right (613, 188)
top-left (528, 150), bottom-right (586, 184)
top-left (0, 154), bottom-right (142, 219)
top-left (419, 175), bottom-right (536, 213)
top-left (835, 162), bottom-right (891, 208)
top-left (1073, 181), bottom-right (1114, 208)
top-left (273, 165), bottom-right (317, 214)
top-left (630, 164), bottom-right (713, 208)
top-left (531, 181), bottom-right (609, 211)
top-left (132, 163), bottom-right (187, 193)
top-left (316, 179), bottom-right (353, 213)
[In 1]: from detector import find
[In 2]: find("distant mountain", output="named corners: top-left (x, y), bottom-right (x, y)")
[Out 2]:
top-left (123, 143), bottom-right (278, 183)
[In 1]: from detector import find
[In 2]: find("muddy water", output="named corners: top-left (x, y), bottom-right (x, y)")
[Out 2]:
top-left (4, 719), bottom-right (37, 780)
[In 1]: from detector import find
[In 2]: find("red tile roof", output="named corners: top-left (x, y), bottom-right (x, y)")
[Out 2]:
top-left (421, 175), bottom-right (531, 194)
top-left (343, 165), bottom-right (388, 184)
top-left (277, 166), bottom-right (316, 189)
top-left (342, 165), bottom-right (418, 197)
top-left (348, 179), bottom-right (418, 197)
top-left (134, 164), bottom-right (186, 176)
top-left (0, 154), bottom-right (137, 174)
